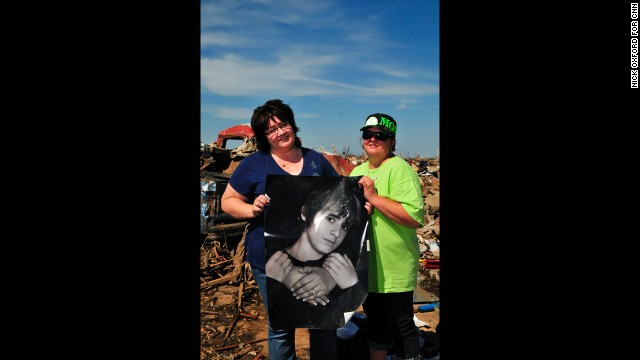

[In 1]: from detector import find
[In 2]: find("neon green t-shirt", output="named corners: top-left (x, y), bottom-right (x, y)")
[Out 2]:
top-left (351, 155), bottom-right (425, 293)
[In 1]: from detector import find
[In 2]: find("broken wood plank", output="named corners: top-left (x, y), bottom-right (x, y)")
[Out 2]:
top-left (200, 268), bottom-right (242, 289)
top-left (224, 312), bottom-right (240, 340)
top-left (211, 337), bottom-right (268, 352)
top-left (201, 310), bottom-right (220, 315)
top-left (200, 160), bottom-right (214, 171)
top-left (237, 281), bottom-right (245, 310)
top-left (239, 312), bottom-right (258, 319)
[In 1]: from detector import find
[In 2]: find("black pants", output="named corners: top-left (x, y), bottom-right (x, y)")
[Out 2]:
top-left (363, 291), bottom-right (421, 358)
top-left (309, 328), bottom-right (338, 360)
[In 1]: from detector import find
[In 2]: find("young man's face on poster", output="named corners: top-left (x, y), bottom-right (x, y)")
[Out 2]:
top-left (301, 206), bottom-right (350, 257)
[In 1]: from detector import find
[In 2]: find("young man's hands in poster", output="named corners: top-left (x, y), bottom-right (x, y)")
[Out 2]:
top-left (322, 253), bottom-right (358, 289)
top-left (266, 250), bottom-right (359, 306)
top-left (267, 250), bottom-right (354, 306)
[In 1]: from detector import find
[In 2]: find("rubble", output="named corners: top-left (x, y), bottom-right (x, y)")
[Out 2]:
top-left (200, 124), bottom-right (440, 359)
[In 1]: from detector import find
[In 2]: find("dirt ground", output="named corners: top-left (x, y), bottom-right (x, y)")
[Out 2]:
top-left (200, 271), bottom-right (440, 360)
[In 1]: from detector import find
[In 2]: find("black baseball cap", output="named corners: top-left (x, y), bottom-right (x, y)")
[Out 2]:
top-left (359, 113), bottom-right (397, 136)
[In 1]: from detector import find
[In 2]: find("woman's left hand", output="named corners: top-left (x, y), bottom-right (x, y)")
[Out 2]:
top-left (358, 176), bottom-right (378, 202)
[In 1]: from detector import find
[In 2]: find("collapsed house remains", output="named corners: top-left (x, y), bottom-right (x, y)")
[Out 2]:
top-left (200, 124), bottom-right (440, 359)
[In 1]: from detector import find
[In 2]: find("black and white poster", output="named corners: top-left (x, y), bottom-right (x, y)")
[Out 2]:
top-left (264, 175), bottom-right (369, 329)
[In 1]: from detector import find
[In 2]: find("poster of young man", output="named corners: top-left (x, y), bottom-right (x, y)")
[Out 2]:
top-left (264, 175), bottom-right (369, 329)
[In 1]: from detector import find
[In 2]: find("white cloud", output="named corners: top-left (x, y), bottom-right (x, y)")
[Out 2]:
top-left (216, 107), bottom-right (253, 120)
top-left (201, 0), bottom-right (439, 109)
top-left (201, 52), bottom-right (438, 98)
top-left (201, 32), bottom-right (252, 47)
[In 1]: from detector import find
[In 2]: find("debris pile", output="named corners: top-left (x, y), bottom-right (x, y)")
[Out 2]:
top-left (413, 157), bottom-right (440, 300)
top-left (200, 227), bottom-right (270, 359)
top-left (201, 124), bottom-right (440, 359)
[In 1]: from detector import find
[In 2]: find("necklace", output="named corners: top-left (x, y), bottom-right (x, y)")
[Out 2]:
top-left (273, 148), bottom-right (301, 168)
top-left (278, 158), bottom-right (297, 168)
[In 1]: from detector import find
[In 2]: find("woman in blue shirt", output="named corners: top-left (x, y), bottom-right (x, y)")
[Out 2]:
top-left (221, 99), bottom-right (340, 360)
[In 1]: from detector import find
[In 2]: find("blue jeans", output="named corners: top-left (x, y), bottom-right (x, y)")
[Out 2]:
top-left (252, 266), bottom-right (297, 360)
top-left (251, 266), bottom-right (337, 360)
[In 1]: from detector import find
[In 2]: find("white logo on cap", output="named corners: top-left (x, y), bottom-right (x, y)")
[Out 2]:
top-left (365, 116), bottom-right (379, 126)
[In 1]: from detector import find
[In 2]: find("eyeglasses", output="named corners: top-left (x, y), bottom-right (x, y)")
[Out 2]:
top-left (265, 122), bottom-right (292, 136)
top-left (362, 130), bottom-right (391, 141)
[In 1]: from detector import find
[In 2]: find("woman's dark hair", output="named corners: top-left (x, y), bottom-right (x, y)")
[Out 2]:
top-left (251, 99), bottom-right (300, 152)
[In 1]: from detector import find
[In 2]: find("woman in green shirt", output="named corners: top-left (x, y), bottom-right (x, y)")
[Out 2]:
top-left (351, 113), bottom-right (426, 360)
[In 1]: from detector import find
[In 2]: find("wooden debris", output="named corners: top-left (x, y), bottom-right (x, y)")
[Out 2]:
top-left (201, 310), bottom-right (220, 315)
top-left (200, 159), bottom-right (213, 171)
top-left (224, 312), bottom-right (240, 340)
top-left (237, 280), bottom-right (245, 310)
top-left (201, 226), bottom-right (248, 291)
top-left (211, 337), bottom-right (269, 352)
top-left (239, 312), bottom-right (258, 319)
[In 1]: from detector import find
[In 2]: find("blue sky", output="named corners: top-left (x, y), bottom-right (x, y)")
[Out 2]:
top-left (201, 0), bottom-right (439, 158)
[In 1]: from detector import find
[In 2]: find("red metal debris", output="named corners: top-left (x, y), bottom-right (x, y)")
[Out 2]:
top-left (216, 124), bottom-right (255, 148)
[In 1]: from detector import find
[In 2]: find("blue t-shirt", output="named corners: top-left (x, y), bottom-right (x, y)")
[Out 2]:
top-left (228, 147), bottom-right (339, 271)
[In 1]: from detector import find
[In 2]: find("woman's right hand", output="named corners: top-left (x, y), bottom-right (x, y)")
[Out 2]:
top-left (221, 184), bottom-right (270, 220)
top-left (251, 194), bottom-right (270, 216)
